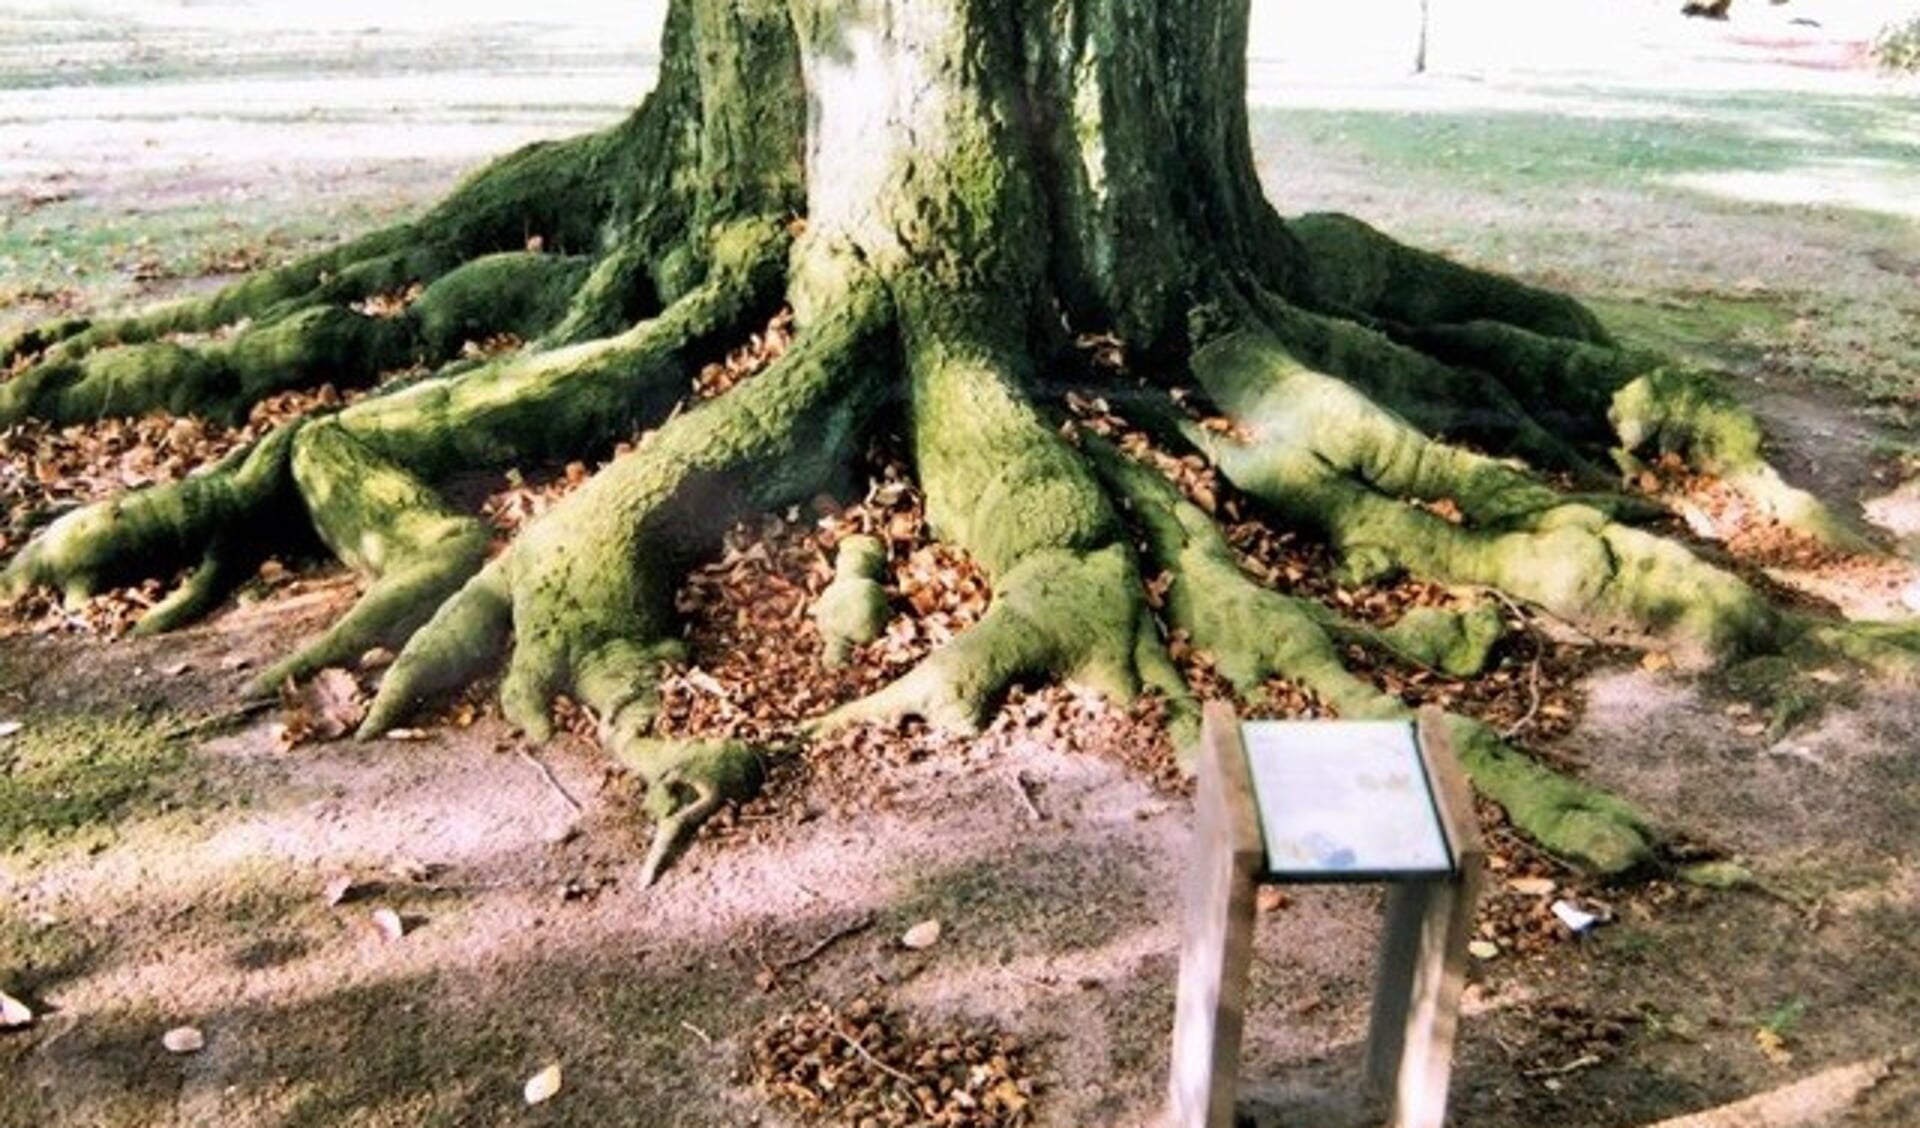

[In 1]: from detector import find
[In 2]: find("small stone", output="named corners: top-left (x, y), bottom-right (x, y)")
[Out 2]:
top-left (1550, 899), bottom-right (1603, 934)
top-left (524, 1063), bottom-right (563, 1104)
top-left (900, 919), bottom-right (942, 950)
top-left (1468, 940), bottom-right (1501, 961)
top-left (0, 990), bottom-right (33, 1029)
top-left (370, 908), bottom-right (406, 941)
top-left (162, 1026), bottom-right (206, 1054)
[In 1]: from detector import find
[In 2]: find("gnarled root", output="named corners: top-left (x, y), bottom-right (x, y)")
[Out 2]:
top-left (1087, 434), bottom-right (1657, 873)
top-left (361, 241), bottom-right (894, 877)
top-left (819, 307), bottom-right (1195, 744)
top-left (1188, 307), bottom-right (1785, 663)
top-left (1, 422), bottom-right (303, 614)
top-left (251, 421), bottom-right (493, 691)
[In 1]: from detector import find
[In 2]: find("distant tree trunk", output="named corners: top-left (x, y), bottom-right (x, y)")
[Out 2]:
top-left (1416, 0), bottom-right (1431, 73)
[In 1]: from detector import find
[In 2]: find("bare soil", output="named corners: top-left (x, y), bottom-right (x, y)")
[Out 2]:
top-left (4, 3), bottom-right (1920, 1126)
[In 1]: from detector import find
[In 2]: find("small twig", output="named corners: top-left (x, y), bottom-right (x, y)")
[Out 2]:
top-left (1486, 589), bottom-right (1545, 739)
top-left (776, 912), bottom-right (875, 971)
top-left (680, 1020), bottom-right (713, 1046)
top-left (161, 697), bottom-right (276, 741)
top-left (1005, 770), bottom-right (1044, 822)
top-left (1524, 1052), bottom-right (1603, 1079)
top-left (518, 748), bottom-right (584, 814)
top-left (829, 1020), bottom-right (918, 1090)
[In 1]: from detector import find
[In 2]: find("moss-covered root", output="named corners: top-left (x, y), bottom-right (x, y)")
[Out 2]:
top-left (363, 247), bottom-right (892, 878)
top-left (1087, 437), bottom-right (1656, 873)
top-left (613, 735), bottom-right (764, 887)
top-left (822, 337), bottom-right (1194, 739)
top-left (1244, 288), bottom-right (1604, 480)
top-left (815, 534), bottom-right (890, 667)
top-left (1800, 618), bottom-right (1920, 682)
top-left (17, 110), bottom-right (630, 372)
top-left (1, 423), bottom-right (301, 611)
top-left (1334, 601), bottom-right (1507, 679)
top-left (0, 307), bottom-right (413, 427)
top-left (0, 250), bottom-right (597, 429)
top-left (1611, 366), bottom-right (1872, 551)
top-left (250, 421), bottom-right (493, 691)
top-left (1285, 211), bottom-right (1613, 346)
top-left (326, 219), bottom-right (791, 482)
top-left (1191, 323), bottom-right (1784, 662)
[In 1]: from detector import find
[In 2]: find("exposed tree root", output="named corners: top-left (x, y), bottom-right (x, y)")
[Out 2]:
top-left (1186, 304), bottom-right (1787, 663)
top-left (5, 0), bottom-right (1913, 890)
top-left (1087, 436), bottom-right (1656, 873)
top-left (2, 422), bottom-right (303, 609)
top-left (252, 421), bottom-right (493, 691)
top-left (815, 534), bottom-right (891, 667)
top-left (356, 238), bottom-right (894, 879)
top-left (819, 313), bottom-right (1194, 742)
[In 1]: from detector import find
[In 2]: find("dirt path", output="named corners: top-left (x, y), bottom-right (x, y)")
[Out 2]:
top-left (5, 3), bottom-right (1920, 1126)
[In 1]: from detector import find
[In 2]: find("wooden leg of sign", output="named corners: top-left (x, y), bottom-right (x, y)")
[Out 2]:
top-left (1366, 711), bottom-right (1486, 1128)
top-left (1366, 878), bottom-right (1476, 1128)
top-left (1166, 704), bottom-right (1265, 1128)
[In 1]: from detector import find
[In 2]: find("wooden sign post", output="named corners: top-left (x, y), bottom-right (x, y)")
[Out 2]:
top-left (1166, 703), bottom-right (1484, 1128)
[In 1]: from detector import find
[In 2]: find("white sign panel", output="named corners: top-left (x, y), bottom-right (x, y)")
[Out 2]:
top-left (1242, 720), bottom-right (1454, 881)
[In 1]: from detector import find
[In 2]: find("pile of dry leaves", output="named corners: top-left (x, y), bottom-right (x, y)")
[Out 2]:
top-left (749, 998), bottom-right (1037, 1127)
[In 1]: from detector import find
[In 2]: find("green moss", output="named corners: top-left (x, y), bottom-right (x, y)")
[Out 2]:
top-left (253, 420), bottom-right (493, 689)
top-left (815, 533), bottom-right (890, 666)
top-left (1088, 433), bottom-right (1656, 873)
top-left (1443, 714), bottom-right (1653, 873)
top-left (410, 251), bottom-right (591, 355)
top-left (1611, 367), bottom-right (1866, 548)
top-left (0, 304), bottom-right (412, 427)
top-left (1380, 602), bottom-right (1506, 677)
top-left (1610, 366), bottom-right (1763, 468)
top-left (2, 423), bottom-right (300, 608)
top-left (1288, 211), bottom-right (1611, 344)
top-left (0, 714), bottom-right (188, 850)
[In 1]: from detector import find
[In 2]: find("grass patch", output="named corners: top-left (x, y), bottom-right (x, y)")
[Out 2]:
top-left (1588, 292), bottom-right (1793, 369)
top-left (892, 842), bottom-right (1156, 960)
top-left (1254, 94), bottom-right (1920, 195)
top-left (0, 712), bottom-right (189, 850)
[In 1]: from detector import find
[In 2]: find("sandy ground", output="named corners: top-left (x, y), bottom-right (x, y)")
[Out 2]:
top-left (3, 2), bottom-right (1920, 1126)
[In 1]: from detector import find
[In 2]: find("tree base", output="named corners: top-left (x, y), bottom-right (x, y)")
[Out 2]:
top-left (5, 7), bottom-right (1915, 881)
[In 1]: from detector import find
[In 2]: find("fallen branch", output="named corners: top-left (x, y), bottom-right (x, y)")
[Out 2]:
top-left (518, 747), bottom-right (585, 814)
top-left (1006, 770), bottom-right (1044, 822)
top-left (828, 1016), bottom-right (919, 1092)
top-left (1642, 1049), bottom-right (1909, 1128)
top-left (776, 913), bottom-right (875, 971)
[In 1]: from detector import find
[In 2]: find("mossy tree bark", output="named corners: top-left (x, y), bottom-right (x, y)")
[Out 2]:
top-left (5, 0), bottom-right (1912, 880)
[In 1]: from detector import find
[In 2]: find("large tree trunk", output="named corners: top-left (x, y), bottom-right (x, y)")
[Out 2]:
top-left (5, 0), bottom-right (1911, 881)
